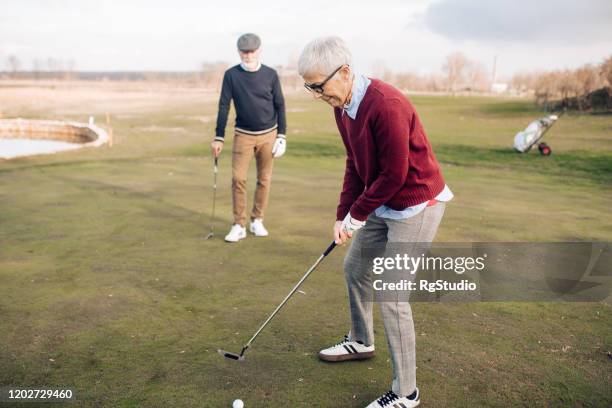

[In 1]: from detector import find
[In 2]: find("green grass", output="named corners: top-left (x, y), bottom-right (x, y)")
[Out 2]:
top-left (435, 145), bottom-right (612, 186)
top-left (0, 90), bottom-right (611, 407)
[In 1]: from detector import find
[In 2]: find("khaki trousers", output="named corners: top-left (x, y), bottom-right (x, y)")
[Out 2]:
top-left (231, 130), bottom-right (276, 226)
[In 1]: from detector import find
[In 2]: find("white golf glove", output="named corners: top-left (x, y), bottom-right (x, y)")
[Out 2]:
top-left (341, 212), bottom-right (366, 233)
top-left (272, 134), bottom-right (286, 158)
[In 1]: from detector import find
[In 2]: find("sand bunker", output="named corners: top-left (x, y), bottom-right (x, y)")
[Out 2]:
top-left (0, 118), bottom-right (109, 159)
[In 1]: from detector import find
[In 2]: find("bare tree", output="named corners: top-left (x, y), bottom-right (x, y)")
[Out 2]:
top-left (32, 58), bottom-right (43, 80)
top-left (442, 52), bottom-right (469, 95)
top-left (600, 55), bottom-right (612, 86)
top-left (557, 69), bottom-right (578, 107)
top-left (64, 59), bottom-right (76, 80)
top-left (427, 74), bottom-right (446, 92)
top-left (574, 64), bottom-right (601, 109)
top-left (201, 62), bottom-right (229, 91)
top-left (511, 72), bottom-right (538, 94)
top-left (394, 72), bottom-right (421, 91)
top-left (278, 56), bottom-right (301, 91)
top-left (534, 71), bottom-right (560, 109)
top-left (7, 55), bottom-right (21, 78)
top-left (371, 60), bottom-right (395, 83)
top-left (466, 61), bottom-right (489, 92)
top-left (47, 57), bottom-right (59, 76)
top-left (576, 65), bottom-right (599, 93)
top-left (143, 71), bottom-right (161, 82)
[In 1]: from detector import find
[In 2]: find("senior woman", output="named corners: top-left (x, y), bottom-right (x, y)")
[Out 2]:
top-left (298, 37), bottom-right (453, 408)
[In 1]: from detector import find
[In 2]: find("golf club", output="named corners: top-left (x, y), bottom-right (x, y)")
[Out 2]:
top-left (205, 156), bottom-right (219, 240)
top-left (218, 240), bottom-right (337, 361)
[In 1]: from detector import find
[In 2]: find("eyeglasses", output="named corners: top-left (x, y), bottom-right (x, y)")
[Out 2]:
top-left (304, 65), bottom-right (345, 94)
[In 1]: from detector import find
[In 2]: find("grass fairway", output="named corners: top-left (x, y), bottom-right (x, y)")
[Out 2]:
top-left (1, 83), bottom-right (611, 407)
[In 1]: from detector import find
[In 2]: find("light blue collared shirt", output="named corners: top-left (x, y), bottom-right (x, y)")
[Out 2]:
top-left (343, 74), bottom-right (371, 119)
top-left (342, 74), bottom-right (453, 220)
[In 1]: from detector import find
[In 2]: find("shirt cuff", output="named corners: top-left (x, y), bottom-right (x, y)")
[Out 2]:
top-left (348, 203), bottom-right (369, 222)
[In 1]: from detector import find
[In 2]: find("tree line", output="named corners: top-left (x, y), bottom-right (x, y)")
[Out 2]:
top-left (4, 53), bottom-right (611, 111)
top-left (511, 57), bottom-right (612, 111)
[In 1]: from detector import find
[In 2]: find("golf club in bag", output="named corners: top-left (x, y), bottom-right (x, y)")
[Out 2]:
top-left (218, 240), bottom-right (337, 361)
top-left (205, 156), bottom-right (219, 240)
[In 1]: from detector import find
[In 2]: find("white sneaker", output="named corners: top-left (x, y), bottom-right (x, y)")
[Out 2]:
top-left (224, 224), bottom-right (246, 242)
top-left (365, 388), bottom-right (420, 408)
top-left (249, 218), bottom-right (269, 237)
top-left (318, 335), bottom-right (375, 362)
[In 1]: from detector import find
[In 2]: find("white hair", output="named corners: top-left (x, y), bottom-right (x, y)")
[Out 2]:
top-left (298, 36), bottom-right (352, 77)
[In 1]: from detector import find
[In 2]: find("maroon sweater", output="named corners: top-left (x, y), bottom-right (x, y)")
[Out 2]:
top-left (335, 79), bottom-right (445, 222)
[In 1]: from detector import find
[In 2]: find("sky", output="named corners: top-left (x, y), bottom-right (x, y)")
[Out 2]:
top-left (1, 0), bottom-right (611, 79)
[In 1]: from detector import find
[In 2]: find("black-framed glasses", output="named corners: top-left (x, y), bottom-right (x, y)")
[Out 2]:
top-left (304, 65), bottom-right (345, 94)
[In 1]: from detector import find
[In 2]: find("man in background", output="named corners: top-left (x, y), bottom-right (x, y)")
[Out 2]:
top-left (211, 33), bottom-right (287, 242)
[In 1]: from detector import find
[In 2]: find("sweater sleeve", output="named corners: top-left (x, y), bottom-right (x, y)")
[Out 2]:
top-left (349, 98), bottom-right (411, 221)
top-left (272, 72), bottom-right (287, 135)
top-left (336, 154), bottom-right (365, 221)
top-left (215, 71), bottom-right (233, 139)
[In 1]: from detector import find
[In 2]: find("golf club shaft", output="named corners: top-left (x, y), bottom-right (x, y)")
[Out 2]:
top-left (208, 156), bottom-right (218, 234)
top-left (243, 241), bottom-right (337, 351)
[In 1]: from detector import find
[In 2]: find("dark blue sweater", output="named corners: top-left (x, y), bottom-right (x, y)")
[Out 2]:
top-left (215, 64), bottom-right (286, 138)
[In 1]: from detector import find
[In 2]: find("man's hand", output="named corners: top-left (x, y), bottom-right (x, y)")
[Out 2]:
top-left (334, 213), bottom-right (366, 244)
top-left (211, 140), bottom-right (223, 157)
top-left (333, 221), bottom-right (350, 245)
top-left (272, 134), bottom-right (286, 158)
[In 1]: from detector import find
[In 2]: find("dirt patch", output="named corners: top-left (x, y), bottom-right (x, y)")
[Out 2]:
top-left (174, 115), bottom-right (212, 123)
top-left (0, 80), bottom-right (217, 117)
top-left (138, 125), bottom-right (186, 133)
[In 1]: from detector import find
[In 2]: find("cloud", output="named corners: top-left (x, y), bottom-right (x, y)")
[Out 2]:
top-left (2, 0), bottom-right (609, 74)
top-left (424, 0), bottom-right (612, 44)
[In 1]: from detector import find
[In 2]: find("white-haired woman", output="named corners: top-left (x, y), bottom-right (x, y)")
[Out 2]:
top-left (298, 36), bottom-right (453, 408)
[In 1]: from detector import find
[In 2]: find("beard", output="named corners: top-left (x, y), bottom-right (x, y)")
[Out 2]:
top-left (242, 60), bottom-right (259, 71)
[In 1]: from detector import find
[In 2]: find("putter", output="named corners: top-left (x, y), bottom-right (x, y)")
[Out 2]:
top-left (218, 240), bottom-right (337, 361)
top-left (205, 156), bottom-right (219, 240)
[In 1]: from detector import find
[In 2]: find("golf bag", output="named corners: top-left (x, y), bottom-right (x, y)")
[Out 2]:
top-left (513, 114), bottom-right (559, 156)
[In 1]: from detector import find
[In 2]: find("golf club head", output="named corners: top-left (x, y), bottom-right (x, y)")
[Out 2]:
top-left (205, 232), bottom-right (214, 240)
top-left (218, 349), bottom-right (245, 362)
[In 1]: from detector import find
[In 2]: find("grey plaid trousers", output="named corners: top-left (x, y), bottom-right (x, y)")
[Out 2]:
top-left (344, 203), bottom-right (446, 396)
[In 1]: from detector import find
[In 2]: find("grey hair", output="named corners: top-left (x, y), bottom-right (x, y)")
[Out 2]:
top-left (298, 36), bottom-right (352, 77)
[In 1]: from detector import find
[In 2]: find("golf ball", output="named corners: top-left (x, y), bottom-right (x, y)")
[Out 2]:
top-left (232, 399), bottom-right (244, 408)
